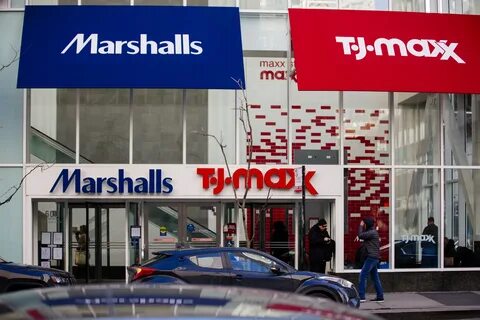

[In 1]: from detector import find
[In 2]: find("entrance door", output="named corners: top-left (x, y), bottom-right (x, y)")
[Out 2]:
top-left (144, 203), bottom-right (219, 259)
top-left (70, 203), bottom-right (126, 283)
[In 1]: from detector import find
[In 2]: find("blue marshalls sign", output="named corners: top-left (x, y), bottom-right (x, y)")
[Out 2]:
top-left (18, 5), bottom-right (245, 89)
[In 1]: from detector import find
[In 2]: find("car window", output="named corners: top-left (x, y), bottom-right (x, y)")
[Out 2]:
top-left (188, 253), bottom-right (224, 269)
top-left (227, 252), bottom-right (272, 273)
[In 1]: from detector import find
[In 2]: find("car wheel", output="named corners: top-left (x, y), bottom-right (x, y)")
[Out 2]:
top-left (309, 292), bottom-right (333, 300)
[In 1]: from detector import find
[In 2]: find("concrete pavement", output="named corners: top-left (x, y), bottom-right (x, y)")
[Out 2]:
top-left (359, 291), bottom-right (480, 319)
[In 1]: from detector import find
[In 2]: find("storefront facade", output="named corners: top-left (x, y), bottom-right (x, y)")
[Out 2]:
top-left (0, 0), bottom-right (480, 286)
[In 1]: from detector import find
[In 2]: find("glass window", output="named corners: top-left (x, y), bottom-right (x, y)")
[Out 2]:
top-left (340, 0), bottom-right (389, 10)
top-left (134, 0), bottom-right (182, 5)
top-left (187, 0), bottom-right (235, 5)
top-left (36, 202), bottom-right (65, 270)
top-left (444, 169), bottom-right (480, 268)
top-left (201, 90), bottom-right (236, 164)
top-left (239, 0), bottom-right (287, 10)
top-left (80, 89), bottom-right (129, 164)
top-left (82, 0), bottom-right (129, 4)
top-left (392, 0), bottom-right (437, 12)
top-left (189, 253), bottom-right (223, 269)
top-left (29, 89), bottom-right (76, 164)
top-left (240, 14), bottom-right (289, 164)
top-left (395, 168), bottom-right (440, 269)
top-left (0, 168), bottom-right (23, 262)
top-left (444, 95), bottom-right (480, 166)
top-left (145, 203), bottom-right (180, 258)
top-left (227, 251), bottom-right (272, 273)
top-left (0, 12), bottom-right (23, 164)
top-left (28, 0), bottom-right (76, 4)
top-left (394, 93), bottom-right (440, 165)
top-left (290, 0), bottom-right (337, 8)
top-left (186, 90), bottom-right (208, 164)
top-left (133, 89), bottom-right (183, 164)
top-left (344, 168), bottom-right (390, 270)
top-left (290, 61), bottom-right (339, 164)
top-left (343, 92), bottom-right (390, 165)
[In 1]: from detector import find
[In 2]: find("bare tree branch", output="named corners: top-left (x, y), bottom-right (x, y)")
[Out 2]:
top-left (0, 46), bottom-right (19, 73)
top-left (0, 162), bottom-right (55, 207)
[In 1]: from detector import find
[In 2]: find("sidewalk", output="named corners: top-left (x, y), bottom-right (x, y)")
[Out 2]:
top-left (359, 291), bottom-right (480, 319)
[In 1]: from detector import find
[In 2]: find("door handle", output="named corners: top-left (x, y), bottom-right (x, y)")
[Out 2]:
top-left (234, 274), bottom-right (243, 281)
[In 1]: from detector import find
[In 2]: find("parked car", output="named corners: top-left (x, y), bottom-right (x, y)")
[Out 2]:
top-left (0, 284), bottom-right (381, 320)
top-left (0, 256), bottom-right (75, 293)
top-left (128, 247), bottom-right (360, 308)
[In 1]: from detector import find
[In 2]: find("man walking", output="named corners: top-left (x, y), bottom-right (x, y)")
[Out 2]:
top-left (357, 217), bottom-right (384, 303)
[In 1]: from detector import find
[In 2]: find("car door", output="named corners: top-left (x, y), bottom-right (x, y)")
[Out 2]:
top-left (226, 250), bottom-right (294, 292)
top-left (174, 252), bottom-right (233, 285)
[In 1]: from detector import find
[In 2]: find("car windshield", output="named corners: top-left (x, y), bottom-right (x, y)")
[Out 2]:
top-left (0, 257), bottom-right (5, 263)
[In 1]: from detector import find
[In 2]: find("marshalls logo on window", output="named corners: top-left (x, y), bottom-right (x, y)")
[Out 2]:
top-left (61, 34), bottom-right (203, 55)
top-left (336, 36), bottom-right (465, 64)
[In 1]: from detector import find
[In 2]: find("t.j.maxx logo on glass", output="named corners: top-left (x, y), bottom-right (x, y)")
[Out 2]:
top-left (197, 168), bottom-right (318, 195)
top-left (336, 36), bottom-right (465, 64)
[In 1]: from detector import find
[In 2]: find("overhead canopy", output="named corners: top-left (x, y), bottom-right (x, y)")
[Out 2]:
top-left (289, 9), bottom-right (480, 94)
top-left (17, 5), bottom-right (245, 89)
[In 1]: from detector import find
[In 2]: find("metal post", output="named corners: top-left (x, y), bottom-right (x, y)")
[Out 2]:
top-left (301, 165), bottom-right (306, 268)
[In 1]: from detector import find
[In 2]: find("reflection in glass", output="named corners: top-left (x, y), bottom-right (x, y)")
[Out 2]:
top-left (133, 89), bottom-right (183, 164)
top-left (395, 169), bottom-right (440, 268)
top-left (145, 203), bottom-right (180, 258)
top-left (394, 93), bottom-right (440, 165)
top-left (80, 89), bottom-right (129, 163)
top-left (29, 89), bottom-right (76, 164)
top-left (444, 94), bottom-right (480, 166)
top-left (343, 92), bottom-right (390, 165)
top-left (239, 0), bottom-right (287, 10)
top-left (241, 54), bottom-right (288, 164)
top-left (445, 169), bottom-right (480, 268)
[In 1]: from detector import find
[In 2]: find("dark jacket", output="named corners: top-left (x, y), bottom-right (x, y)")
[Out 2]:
top-left (358, 222), bottom-right (380, 260)
top-left (309, 223), bottom-right (333, 262)
top-left (422, 223), bottom-right (438, 246)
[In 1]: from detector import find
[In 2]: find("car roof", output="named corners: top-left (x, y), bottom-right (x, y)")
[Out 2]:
top-left (154, 247), bottom-right (264, 256)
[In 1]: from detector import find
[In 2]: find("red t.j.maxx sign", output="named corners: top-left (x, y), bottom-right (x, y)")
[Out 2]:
top-left (289, 9), bottom-right (480, 93)
top-left (197, 168), bottom-right (318, 195)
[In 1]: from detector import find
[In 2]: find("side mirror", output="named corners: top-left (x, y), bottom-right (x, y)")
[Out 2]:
top-left (270, 263), bottom-right (283, 275)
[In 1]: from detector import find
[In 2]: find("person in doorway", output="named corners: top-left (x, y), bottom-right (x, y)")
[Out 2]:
top-left (358, 217), bottom-right (384, 303)
top-left (308, 218), bottom-right (332, 274)
top-left (75, 225), bottom-right (88, 266)
top-left (421, 217), bottom-right (438, 268)
top-left (271, 221), bottom-right (289, 262)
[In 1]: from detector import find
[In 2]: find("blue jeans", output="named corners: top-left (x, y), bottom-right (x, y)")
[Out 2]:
top-left (358, 257), bottom-right (384, 299)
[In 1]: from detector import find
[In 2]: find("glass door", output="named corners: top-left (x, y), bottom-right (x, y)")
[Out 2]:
top-left (143, 202), bottom-right (220, 259)
top-left (69, 203), bottom-right (126, 283)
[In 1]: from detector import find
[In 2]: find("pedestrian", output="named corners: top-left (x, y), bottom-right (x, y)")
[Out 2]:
top-left (357, 217), bottom-right (384, 303)
top-left (421, 217), bottom-right (438, 268)
top-left (271, 221), bottom-right (289, 263)
top-left (308, 218), bottom-right (332, 274)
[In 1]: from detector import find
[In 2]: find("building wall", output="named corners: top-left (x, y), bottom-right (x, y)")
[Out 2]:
top-left (1, 0), bottom-right (480, 270)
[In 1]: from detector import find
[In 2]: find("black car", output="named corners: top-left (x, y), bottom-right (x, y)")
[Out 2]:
top-left (0, 256), bottom-right (75, 293)
top-left (0, 284), bottom-right (381, 320)
top-left (128, 247), bottom-right (360, 308)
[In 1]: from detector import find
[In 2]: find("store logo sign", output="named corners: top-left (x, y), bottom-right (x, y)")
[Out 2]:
top-left (401, 234), bottom-right (435, 244)
top-left (336, 37), bottom-right (465, 63)
top-left (197, 168), bottom-right (318, 195)
top-left (61, 33), bottom-right (203, 55)
top-left (49, 169), bottom-right (173, 194)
